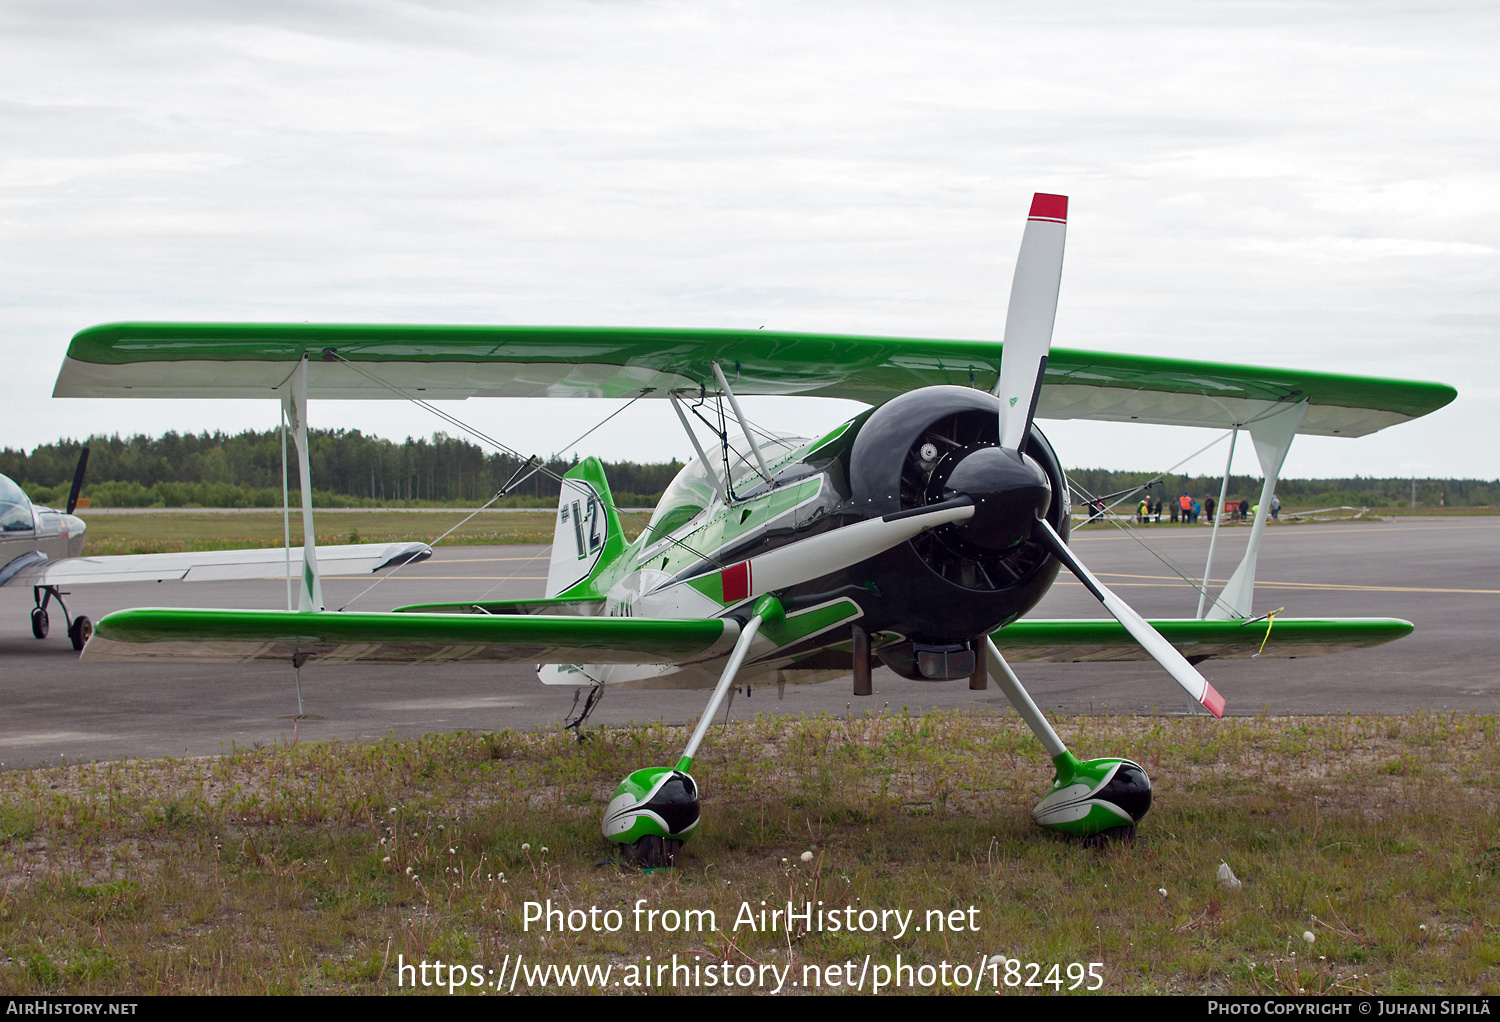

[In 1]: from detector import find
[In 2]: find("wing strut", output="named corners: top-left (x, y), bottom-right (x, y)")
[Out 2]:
top-left (668, 392), bottom-right (729, 503)
top-left (280, 399), bottom-right (293, 611)
top-left (711, 362), bottom-right (773, 486)
top-left (1207, 399), bottom-right (1307, 620)
top-left (278, 356), bottom-right (323, 613)
top-left (1197, 426), bottom-right (1239, 619)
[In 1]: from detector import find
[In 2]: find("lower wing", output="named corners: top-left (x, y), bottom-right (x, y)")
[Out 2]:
top-left (994, 616), bottom-right (1412, 661)
top-left (4, 542), bottom-right (431, 587)
top-left (78, 607), bottom-right (1408, 666)
top-left (80, 607), bottom-right (740, 665)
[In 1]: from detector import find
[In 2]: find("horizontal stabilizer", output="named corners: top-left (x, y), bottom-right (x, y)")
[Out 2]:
top-left (81, 607), bottom-right (740, 666)
top-left (395, 597), bottom-right (605, 616)
top-left (994, 616), bottom-right (1413, 663)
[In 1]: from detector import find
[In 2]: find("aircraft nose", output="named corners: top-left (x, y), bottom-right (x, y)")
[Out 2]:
top-left (940, 446), bottom-right (1052, 551)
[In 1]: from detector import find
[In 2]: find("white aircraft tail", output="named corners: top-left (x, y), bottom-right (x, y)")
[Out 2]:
top-left (544, 457), bottom-right (628, 600)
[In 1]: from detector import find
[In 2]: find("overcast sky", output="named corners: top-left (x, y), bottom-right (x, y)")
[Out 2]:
top-left (3, 1), bottom-right (1496, 483)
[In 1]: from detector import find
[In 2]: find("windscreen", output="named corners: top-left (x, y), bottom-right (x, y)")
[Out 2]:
top-left (645, 433), bottom-right (810, 542)
top-left (0, 475), bottom-right (34, 532)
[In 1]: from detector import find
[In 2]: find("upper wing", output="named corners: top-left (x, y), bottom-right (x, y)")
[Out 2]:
top-left (54, 323), bottom-right (1455, 437)
top-left (4, 542), bottom-right (431, 587)
top-left (992, 616), bottom-right (1413, 662)
top-left (80, 607), bottom-right (739, 665)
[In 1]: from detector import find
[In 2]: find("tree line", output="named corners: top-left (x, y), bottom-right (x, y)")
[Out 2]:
top-left (1, 430), bottom-right (1493, 509)
top-left (1, 430), bottom-right (682, 509)
top-left (1064, 468), bottom-right (1498, 510)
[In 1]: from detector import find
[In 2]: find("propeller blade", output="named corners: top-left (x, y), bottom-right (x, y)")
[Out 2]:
top-left (66, 446), bottom-right (90, 515)
top-left (1033, 517), bottom-right (1225, 718)
top-left (996, 193), bottom-right (1068, 450)
top-left (720, 497), bottom-right (975, 603)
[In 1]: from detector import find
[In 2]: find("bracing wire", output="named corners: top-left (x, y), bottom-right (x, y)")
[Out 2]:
top-left (1083, 429), bottom-right (1233, 518)
top-left (1070, 475), bottom-right (1228, 610)
top-left (325, 354), bottom-right (726, 570)
top-left (471, 546), bottom-right (552, 604)
top-left (337, 488), bottom-right (509, 611)
top-left (1066, 428), bottom-right (1244, 617)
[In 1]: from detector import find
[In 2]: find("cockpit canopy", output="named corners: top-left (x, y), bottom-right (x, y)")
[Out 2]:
top-left (645, 433), bottom-right (811, 542)
top-left (0, 474), bottom-right (34, 533)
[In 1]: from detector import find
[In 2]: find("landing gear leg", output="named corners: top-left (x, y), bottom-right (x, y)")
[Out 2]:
top-left (984, 638), bottom-right (1151, 840)
top-left (31, 586), bottom-right (91, 651)
top-left (601, 597), bottom-right (782, 866)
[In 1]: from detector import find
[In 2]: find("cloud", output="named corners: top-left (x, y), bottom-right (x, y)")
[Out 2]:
top-left (1, 0), bottom-right (1496, 476)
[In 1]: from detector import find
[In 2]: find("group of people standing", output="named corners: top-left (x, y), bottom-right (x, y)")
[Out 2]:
top-left (1135, 494), bottom-right (1211, 523)
top-left (1132, 493), bottom-right (1276, 524)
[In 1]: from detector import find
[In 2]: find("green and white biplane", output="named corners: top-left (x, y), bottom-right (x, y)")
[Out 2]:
top-left (55, 194), bottom-right (1454, 862)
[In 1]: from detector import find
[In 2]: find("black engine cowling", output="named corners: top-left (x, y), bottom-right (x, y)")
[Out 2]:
top-left (839, 386), bottom-right (1070, 650)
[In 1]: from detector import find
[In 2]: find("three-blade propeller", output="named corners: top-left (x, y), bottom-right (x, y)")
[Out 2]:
top-left (995, 193), bottom-right (1225, 718)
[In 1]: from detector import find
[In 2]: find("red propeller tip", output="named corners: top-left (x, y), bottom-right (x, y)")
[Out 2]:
top-left (1028, 193), bottom-right (1068, 223)
top-left (1200, 682), bottom-right (1226, 719)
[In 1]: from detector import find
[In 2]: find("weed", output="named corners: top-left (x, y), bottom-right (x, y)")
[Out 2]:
top-left (0, 713), bottom-right (1494, 994)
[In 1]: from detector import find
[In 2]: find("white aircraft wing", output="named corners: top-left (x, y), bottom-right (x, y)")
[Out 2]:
top-left (2, 542), bottom-right (431, 587)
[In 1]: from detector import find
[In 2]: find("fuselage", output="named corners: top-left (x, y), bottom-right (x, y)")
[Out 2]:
top-left (559, 386), bottom-right (1070, 690)
top-left (0, 473), bottom-right (87, 580)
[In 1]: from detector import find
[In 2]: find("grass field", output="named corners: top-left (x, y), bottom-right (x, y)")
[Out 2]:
top-left (75, 509), bottom-right (650, 556)
top-left (1, 711), bottom-right (1496, 995)
top-left (76, 506), bottom-right (1495, 556)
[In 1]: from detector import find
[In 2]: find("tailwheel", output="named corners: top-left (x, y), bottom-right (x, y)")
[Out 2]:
top-left (30, 607), bottom-right (49, 639)
top-left (1032, 753), bottom-right (1152, 838)
top-left (601, 766), bottom-right (700, 867)
top-left (69, 615), bottom-right (93, 652)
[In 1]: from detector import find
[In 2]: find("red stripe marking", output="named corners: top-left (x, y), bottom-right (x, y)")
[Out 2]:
top-left (1200, 682), bottom-right (1226, 719)
top-left (1028, 192), bottom-right (1068, 222)
top-left (722, 561), bottom-right (750, 603)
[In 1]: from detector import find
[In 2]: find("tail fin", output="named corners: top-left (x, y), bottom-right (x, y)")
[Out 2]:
top-left (545, 457), bottom-right (629, 599)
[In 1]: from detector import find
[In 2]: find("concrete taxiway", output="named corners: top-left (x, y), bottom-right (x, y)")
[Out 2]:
top-left (1, 516), bottom-right (1496, 768)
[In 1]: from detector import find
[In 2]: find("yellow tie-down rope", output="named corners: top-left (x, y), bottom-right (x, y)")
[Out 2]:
top-left (1241, 606), bottom-right (1287, 658)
